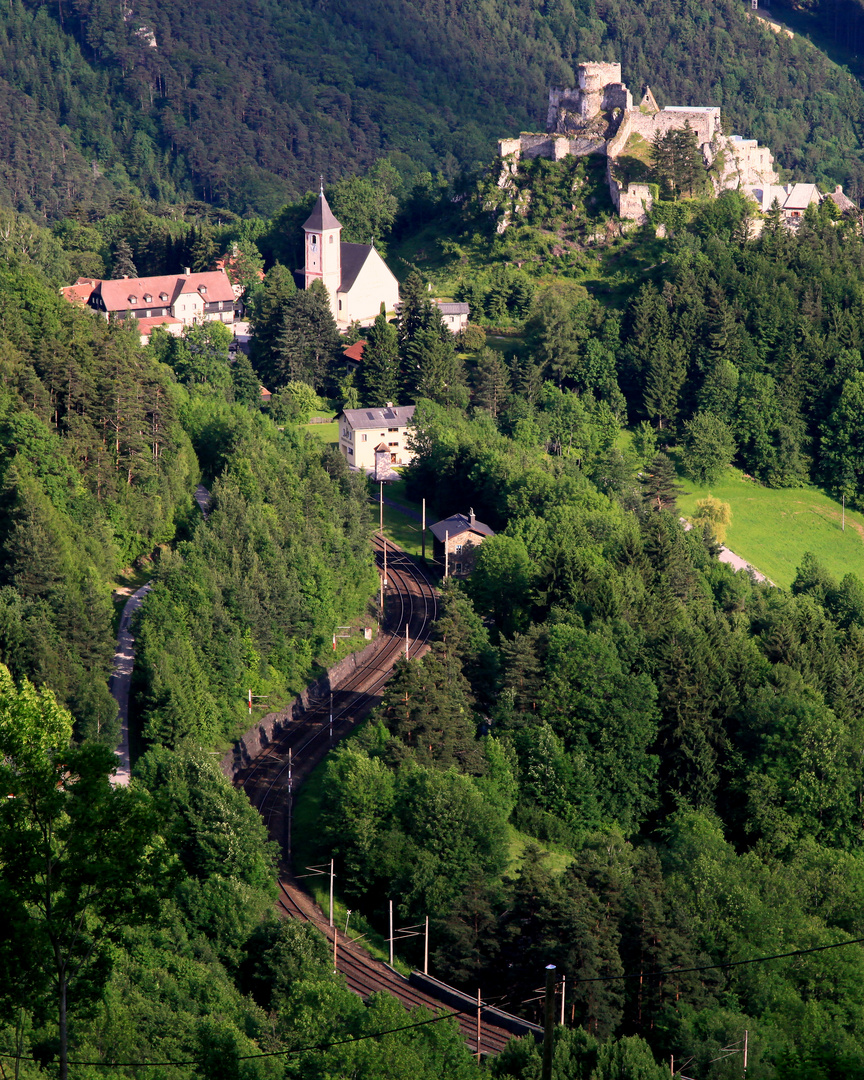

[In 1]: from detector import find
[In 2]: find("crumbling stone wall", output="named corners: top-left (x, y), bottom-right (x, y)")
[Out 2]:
top-left (629, 108), bottom-right (720, 148)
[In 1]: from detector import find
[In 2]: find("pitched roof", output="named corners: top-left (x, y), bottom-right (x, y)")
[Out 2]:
top-left (339, 243), bottom-right (375, 294)
top-left (341, 405), bottom-right (416, 430)
top-left (302, 191), bottom-right (342, 232)
top-left (136, 316), bottom-right (183, 336)
top-left (429, 513), bottom-right (495, 542)
top-left (434, 301), bottom-right (470, 315)
top-left (95, 270), bottom-right (234, 311)
top-left (783, 183), bottom-right (821, 211)
top-left (60, 278), bottom-right (99, 305)
top-left (827, 185), bottom-right (857, 212)
top-left (343, 340), bottom-right (366, 362)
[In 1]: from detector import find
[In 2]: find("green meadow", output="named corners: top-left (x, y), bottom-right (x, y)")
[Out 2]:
top-left (678, 468), bottom-right (864, 590)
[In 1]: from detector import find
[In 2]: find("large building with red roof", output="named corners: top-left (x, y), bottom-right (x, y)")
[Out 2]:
top-left (60, 268), bottom-right (236, 342)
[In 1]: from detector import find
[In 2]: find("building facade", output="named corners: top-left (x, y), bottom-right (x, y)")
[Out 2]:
top-left (61, 269), bottom-right (236, 342)
top-left (302, 188), bottom-right (400, 326)
top-left (338, 405), bottom-right (416, 470)
top-left (429, 511), bottom-right (495, 576)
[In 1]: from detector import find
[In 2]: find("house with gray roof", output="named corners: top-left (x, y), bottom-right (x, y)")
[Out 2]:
top-left (301, 186), bottom-right (400, 327)
top-left (429, 510), bottom-right (495, 577)
top-left (338, 404), bottom-right (416, 470)
top-left (433, 300), bottom-right (470, 333)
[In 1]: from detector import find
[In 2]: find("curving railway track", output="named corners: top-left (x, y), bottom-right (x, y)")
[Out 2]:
top-left (234, 535), bottom-right (538, 1056)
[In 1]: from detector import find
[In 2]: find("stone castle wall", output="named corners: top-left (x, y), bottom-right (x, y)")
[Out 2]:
top-left (628, 108), bottom-right (719, 147)
top-left (500, 63), bottom-right (779, 223)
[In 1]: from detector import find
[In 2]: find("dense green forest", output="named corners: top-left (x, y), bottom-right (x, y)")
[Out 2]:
top-left (9, 5), bottom-right (864, 1073)
top-left (3, 0), bottom-right (864, 216)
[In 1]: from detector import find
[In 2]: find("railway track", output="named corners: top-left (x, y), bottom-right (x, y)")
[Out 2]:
top-left (235, 535), bottom-right (537, 1056)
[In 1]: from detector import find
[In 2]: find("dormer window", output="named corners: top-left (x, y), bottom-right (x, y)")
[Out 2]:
top-left (128, 295), bottom-right (137, 304)
top-left (198, 285), bottom-right (207, 295)
top-left (143, 293), bottom-right (152, 303)
top-left (159, 292), bottom-right (169, 302)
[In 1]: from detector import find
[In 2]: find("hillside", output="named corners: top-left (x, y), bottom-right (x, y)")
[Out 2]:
top-left (4, 0), bottom-right (864, 217)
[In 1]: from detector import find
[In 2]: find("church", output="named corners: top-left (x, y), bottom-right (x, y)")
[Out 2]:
top-left (301, 187), bottom-right (400, 327)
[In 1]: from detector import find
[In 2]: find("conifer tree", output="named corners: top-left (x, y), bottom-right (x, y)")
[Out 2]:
top-left (360, 311), bottom-right (400, 405)
top-left (472, 347), bottom-right (509, 417)
top-left (641, 452), bottom-right (683, 513)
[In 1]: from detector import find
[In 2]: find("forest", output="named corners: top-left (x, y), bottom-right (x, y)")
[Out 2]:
top-left (1, 0), bottom-right (864, 217)
top-left (6, 0), bottom-right (864, 1073)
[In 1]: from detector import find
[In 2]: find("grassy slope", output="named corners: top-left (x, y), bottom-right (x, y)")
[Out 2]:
top-left (678, 468), bottom-right (864, 590)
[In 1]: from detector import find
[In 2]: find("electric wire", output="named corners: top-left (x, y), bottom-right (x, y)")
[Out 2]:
top-left (4, 933), bottom-right (864, 1070)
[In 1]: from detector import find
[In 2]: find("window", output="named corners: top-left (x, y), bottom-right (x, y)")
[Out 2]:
top-left (348, 447), bottom-right (353, 455)
top-left (329, 235), bottom-right (334, 243)
top-left (361, 434), bottom-right (367, 442)
top-left (455, 544), bottom-right (463, 554)
top-left (338, 300), bottom-right (343, 311)
top-left (159, 292), bottom-right (169, 302)
top-left (387, 427), bottom-right (398, 432)
top-left (388, 441), bottom-right (398, 447)
top-left (218, 301), bottom-right (223, 311)
top-left (311, 235), bottom-right (317, 247)
top-left (145, 310), bottom-right (151, 318)
top-left (453, 562), bottom-right (463, 575)
top-left (198, 285), bottom-right (207, 295)
top-left (143, 293), bottom-right (152, 303)
top-left (128, 295), bottom-right (137, 304)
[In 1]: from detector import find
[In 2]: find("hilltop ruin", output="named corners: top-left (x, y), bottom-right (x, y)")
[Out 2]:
top-left (498, 62), bottom-right (779, 223)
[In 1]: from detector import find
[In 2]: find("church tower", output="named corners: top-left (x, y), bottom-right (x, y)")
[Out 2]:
top-left (302, 183), bottom-right (342, 319)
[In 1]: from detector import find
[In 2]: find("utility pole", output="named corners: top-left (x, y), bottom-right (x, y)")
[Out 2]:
top-left (422, 497), bottom-right (426, 561)
top-left (286, 747), bottom-right (293, 856)
top-left (541, 965), bottom-right (556, 1080)
top-left (476, 988), bottom-right (482, 1063)
top-left (389, 900), bottom-right (394, 966)
top-left (444, 530), bottom-right (449, 578)
top-left (424, 915), bottom-right (429, 974)
top-left (379, 481), bottom-right (383, 533)
top-left (744, 1030), bottom-right (748, 1075)
top-left (329, 858), bottom-right (334, 928)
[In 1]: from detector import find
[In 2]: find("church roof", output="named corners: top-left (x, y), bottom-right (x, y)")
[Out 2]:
top-left (302, 191), bottom-right (342, 232)
top-left (339, 243), bottom-right (375, 294)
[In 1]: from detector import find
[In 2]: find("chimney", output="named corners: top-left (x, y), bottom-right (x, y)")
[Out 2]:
top-left (469, 507), bottom-right (475, 527)
top-left (385, 401), bottom-right (393, 408)
top-left (184, 266), bottom-right (191, 276)
top-left (837, 185), bottom-right (843, 194)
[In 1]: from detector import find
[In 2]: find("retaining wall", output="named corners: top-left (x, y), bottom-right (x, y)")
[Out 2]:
top-left (220, 634), bottom-right (387, 781)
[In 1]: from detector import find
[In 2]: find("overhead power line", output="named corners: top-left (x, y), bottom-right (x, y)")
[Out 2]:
top-left (4, 934), bottom-right (864, 1070)
top-left (0, 1005), bottom-right (475, 1069)
top-left (566, 934), bottom-right (864, 984)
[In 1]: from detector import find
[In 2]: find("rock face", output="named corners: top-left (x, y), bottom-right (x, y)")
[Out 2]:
top-left (497, 61), bottom-right (779, 224)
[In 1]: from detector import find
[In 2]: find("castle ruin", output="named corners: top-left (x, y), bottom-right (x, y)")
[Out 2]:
top-left (497, 62), bottom-right (779, 224)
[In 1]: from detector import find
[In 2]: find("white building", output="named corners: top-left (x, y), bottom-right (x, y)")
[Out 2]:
top-left (302, 187), bottom-right (400, 327)
top-left (338, 405), bottom-right (416, 469)
top-left (62, 269), bottom-right (236, 342)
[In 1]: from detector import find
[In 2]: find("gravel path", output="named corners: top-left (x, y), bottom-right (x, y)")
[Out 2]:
top-left (681, 518), bottom-right (776, 586)
top-left (110, 485), bottom-right (212, 785)
top-left (109, 582), bottom-right (152, 786)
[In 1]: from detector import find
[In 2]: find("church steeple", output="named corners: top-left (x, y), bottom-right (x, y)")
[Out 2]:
top-left (302, 185), bottom-right (342, 318)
